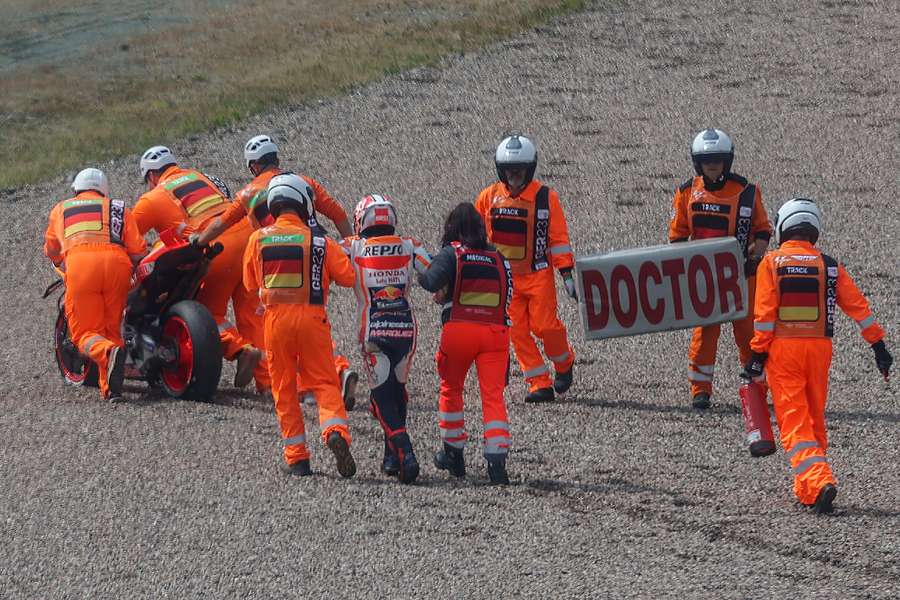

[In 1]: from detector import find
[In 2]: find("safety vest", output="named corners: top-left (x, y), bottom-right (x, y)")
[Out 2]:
top-left (237, 170), bottom-right (278, 230)
top-left (772, 250), bottom-right (839, 338)
top-left (159, 168), bottom-right (229, 230)
top-left (57, 194), bottom-right (126, 253)
top-left (488, 184), bottom-right (550, 272)
top-left (448, 242), bottom-right (511, 326)
top-left (685, 176), bottom-right (756, 254)
top-left (257, 227), bottom-right (326, 306)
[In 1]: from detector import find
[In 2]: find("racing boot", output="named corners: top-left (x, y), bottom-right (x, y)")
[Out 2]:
top-left (813, 483), bottom-right (837, 515)
top-left (327, 431), bottom-right (357, 479)
top-left (486, 455), bottom-right (509, 485)
top-left (381, 438), bottom-right (400, 476)
top-left (692, 392), bottom-right (711, 409)
top-left (524, 387), bottom-right (554, 404)
top-left (106, 345), bottom-right (127, 403)
top-left (553, 366), bottom-right (573, 395)
top-left (234, 346), bottom-right (263, 388)
top-left (280, 458), bottom-right (312, 477)
top-left (341, 369), bottom-right (359, 411)
top-left (397, 448), bottom-right (420, 485)
top-left (434, 443), bottom-right (465, 478)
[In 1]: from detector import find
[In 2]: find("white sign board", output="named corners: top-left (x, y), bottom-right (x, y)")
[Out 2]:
top-left (575, 238), bottom-right (748, 341)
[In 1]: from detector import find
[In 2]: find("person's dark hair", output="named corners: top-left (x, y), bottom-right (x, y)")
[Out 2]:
top-left (781, 223), bottom-right (818, 245)
top-left (254, 152), bottom-right (279, 169)
top-left (441, 202), bottom-right (488, 249)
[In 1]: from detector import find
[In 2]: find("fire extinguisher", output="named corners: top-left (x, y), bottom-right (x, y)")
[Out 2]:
top-left (739, 377), bottom-right (775, 457)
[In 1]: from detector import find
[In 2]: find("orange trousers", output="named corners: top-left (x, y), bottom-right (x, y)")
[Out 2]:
top-left (297, 341), bottom-right (350, 394)
top-left (768, 337), bottom-right (836, 505)
top-left (64, 247), bottom-right (132, 398)
top-left (508, 269), bottom-right (575, 392)
top-left (688, 276), bottom-right (756, 396)
top-left (265, 304), bottom-right (351, 465)
top-left (436, 321), bottom-right (511, 457)
top-left (197, 220), bottom-right (270, 389)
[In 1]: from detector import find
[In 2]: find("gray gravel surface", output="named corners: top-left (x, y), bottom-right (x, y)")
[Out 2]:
top-left (2, 1), bottom-right (899, 597)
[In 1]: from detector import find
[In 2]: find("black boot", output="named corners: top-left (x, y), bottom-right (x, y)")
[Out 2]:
top-left (433, 443), bottom-right (465, 477)
top-left (326, 431), bottom-right (357, 479)
top-left (486, 455), bottom-right (509, 485)
top-left (813, 483), bottom-right (837, 514)
top-left (398, 449), bottom-right (420, 485)
top-left (553, 366), bottom-right (573, 395)
top-left (524, 387), bottom-right (554, 403)
top-left (381, 439), bottom-right (400, 476)
top-left (280, 458), bottom-right (312, 477)
top-left (692, 392), bottom-right (711, 409)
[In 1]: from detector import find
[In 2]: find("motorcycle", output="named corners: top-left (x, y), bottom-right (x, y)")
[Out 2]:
top-left (44, 229), bottom-right (225, 401)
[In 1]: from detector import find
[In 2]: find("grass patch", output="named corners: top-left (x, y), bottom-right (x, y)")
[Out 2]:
top-left (1, 0), bottom-right (589, 189)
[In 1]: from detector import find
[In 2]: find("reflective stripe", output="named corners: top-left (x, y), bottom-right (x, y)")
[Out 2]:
top-left (693, 364), bottom-right (715, 375)
top-left (218, 320), bottom-right (235, 332)
top-left (442, 302), bottom-right (453, 311)
top-left (785, 440), bottom-right (818, 459)
top-left (549, 244), bottom-right (571, 255)
top-left (523, 365), bottom-right (550, 378)
top-left (439, 411), bottom-right (465, 422)
top-left (82, 335), bottom-right (106, 354)
top-left (483, 420), bottom-right (509, 433)
top-left (283, 434), bottom-right (307, 446)
top-left (440, 427), bottom-right (466, 438)
top-left (547, 351), bottom-right (570, 363)
top-left (443, 439), bottom-right (466, 449)
top-left (321, 417), bottom-right (348, 429)
top-left (688, 370), bottom-right (712, 382)
top-left (175, 222), bottom-right (188, 235)
top-left (793, 455), bottom-right (827, 474)
top-left (484, 440), bottom-right (509, 454)
top-left (754, 321), bottom-right (775, 331)
top-left (856, 314), bottom-right (876, 330)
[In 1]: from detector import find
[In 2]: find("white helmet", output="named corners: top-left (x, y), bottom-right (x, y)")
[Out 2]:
top-left (354, 194), bottom-right (398, 235)
top-left (267, 172), bottom-right (314, 218)
top-left (775, 197), bottom-right (823, 246)
top-left (495, 134), bottom-right (538, 185)
top-left (71, 168), bottom-right (109, 196)
top-left (140, 146), bottom-right (177, 180)
top-left (691, 128), bottom-right (734, 176)
top-left (244, 135), bottom-right (279, 168)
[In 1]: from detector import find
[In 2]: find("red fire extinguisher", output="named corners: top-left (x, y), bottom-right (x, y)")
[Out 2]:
top-left (739, 377), bottom-right (775, 457)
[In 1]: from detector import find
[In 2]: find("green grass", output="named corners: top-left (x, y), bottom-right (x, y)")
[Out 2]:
top-left (1, 0), bottom-right (589, 189)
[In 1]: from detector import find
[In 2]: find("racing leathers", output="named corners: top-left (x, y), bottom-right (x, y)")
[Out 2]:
top-left (340, 231), bottom-right (431, 476)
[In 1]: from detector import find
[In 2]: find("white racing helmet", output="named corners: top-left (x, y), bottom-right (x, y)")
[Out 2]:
top-left (495, 134), bottom-right (538, 185)
top-left (140, 145), bottom-right (177, 180)
top-left (71, 168), bottom-right (109, 196)
top-left (775, 197), bottom-right (823, 246)
top-left (354, 194), bottom-right (398, 235)
top-left (244, 134), bottom-right (279, 168)
top-left (267, 172), bottom-right (314, 218)
top-left (691, 128), bottom-right (734, 176)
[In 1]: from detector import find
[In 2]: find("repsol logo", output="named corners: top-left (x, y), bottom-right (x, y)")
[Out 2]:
top-left (363, 244), bottom-right (404, 256)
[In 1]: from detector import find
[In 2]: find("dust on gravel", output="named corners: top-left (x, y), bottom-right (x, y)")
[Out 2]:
top-left (2, 0), bottom-right (899, 597)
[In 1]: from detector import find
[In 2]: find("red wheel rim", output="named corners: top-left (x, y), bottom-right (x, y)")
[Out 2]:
top-left (161, 316), bottom-right (193, 394)
top-left (56, 318), bottom-right (87, 384)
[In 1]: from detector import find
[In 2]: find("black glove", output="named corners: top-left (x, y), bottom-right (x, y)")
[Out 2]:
top-left (872, 340), bottom-right (893, 379)
top-left (744, 254), bottom-right (761, 277)
top-left (742, 351), bottom-right (767, 381)
top-left (560, 268), bottom-right (577, 301)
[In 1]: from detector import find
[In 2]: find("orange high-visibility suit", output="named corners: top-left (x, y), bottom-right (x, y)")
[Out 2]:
top-left (751, 240), bottom-right (885, 505)
top-left (44, 191), bottom-right (147, 399)
top-left (217, 168), bottom-right (353, 386)
top-left (669, 173), bottom-right (772, 397)
top-left (132, 165), bottom-right (267, 386)
top-left (418, 242), bottom-right (513, 456)
top-left (242, 212), bottom-right (356, 466)
top-left (475, 179), bottom-right (574, 392)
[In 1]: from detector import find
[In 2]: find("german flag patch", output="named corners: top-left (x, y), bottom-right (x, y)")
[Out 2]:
top-left (63, 199), bottom-right (103, 238)
top-left (261, 235), bottom-right (304, 289)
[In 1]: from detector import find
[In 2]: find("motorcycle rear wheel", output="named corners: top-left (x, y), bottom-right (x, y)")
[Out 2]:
top-left (159, 300), bottom-right (222, 401)
top-left (54, 309), bottom-right (99, 388)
